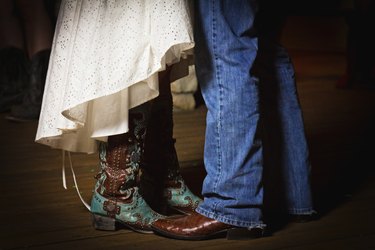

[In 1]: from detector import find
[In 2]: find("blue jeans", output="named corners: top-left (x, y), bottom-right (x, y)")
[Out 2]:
top-left (194, 0), bottom-right (314, 228)
top-left (256, 38), bottom-right (314, 216)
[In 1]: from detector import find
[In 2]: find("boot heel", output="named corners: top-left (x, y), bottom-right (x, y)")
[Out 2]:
top-left (91, 213), bottom-right (116, 231)
top-left (226, 227), bottom-right (264, 240)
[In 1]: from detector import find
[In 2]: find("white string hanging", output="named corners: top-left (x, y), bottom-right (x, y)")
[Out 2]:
top-left (62, 150), bottom-right (91, 211)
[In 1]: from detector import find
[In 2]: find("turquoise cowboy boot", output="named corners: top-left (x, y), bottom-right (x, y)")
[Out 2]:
top-left (141, 80), bottom-right (201, 215)
top-left (90, 106), bottom-right (164, 233)
top-left (163, 145), bottom-right (202, 214)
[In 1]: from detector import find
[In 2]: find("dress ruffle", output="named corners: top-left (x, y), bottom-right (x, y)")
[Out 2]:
top-left (35, 0), bottom-right (194, 153)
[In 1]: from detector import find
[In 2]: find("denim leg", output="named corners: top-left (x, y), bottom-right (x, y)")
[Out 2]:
top-left (194, 0), bottom-right (265, 228)
top-left (255, 38), bottom-right (314, 215)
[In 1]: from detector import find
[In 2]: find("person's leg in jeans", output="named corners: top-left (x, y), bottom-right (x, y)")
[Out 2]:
top-left (255, 38), bottom-right (315, 220)
top-left (253, 3), bottom-right (315, 222)
top-left (151, 0), bottom-right (265, 240)
top-left (194, 0), bottom-right (264, 229)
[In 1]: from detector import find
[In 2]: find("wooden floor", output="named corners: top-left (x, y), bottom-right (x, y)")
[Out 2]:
top-left (2, 22), bottom-right (375, 250)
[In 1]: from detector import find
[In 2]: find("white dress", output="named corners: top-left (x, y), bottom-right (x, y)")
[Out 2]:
top-left (35, 0), bottom-right (194, 153)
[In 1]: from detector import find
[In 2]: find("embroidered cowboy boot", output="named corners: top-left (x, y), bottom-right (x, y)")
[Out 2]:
top-left (163, 142), bottom-right (202, 215)
top-left (142, 79), bottom-right (201, 215)
top-left (7, 49), bottom-right (50, 121)
top-left (90, 105), bottom-right (164, 233)
top-left (0, 47), bottom-right (29, 112)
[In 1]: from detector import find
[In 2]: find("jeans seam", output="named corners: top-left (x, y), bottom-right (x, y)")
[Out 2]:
top-left (211, 0), bottom-right (222, 204)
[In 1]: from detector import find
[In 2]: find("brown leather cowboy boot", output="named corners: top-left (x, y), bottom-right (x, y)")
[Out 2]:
top-left (141, 77), bottom-right (201, 215)
top-left (90, 104), bottom-right (164, 233)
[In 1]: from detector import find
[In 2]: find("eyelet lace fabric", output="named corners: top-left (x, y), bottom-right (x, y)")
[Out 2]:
top-left (35, 0), bottom-right (194, 153)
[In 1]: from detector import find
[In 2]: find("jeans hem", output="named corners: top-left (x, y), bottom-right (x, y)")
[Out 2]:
top-left (196, 206), bottom-right (266, 229)
top-left (288, 208), bottom-right (317, 215)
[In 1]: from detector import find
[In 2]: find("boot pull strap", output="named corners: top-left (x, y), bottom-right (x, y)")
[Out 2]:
top-left (62, 150), bottom-right (91, 211)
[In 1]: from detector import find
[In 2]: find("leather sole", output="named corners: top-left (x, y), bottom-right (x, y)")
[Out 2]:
top-left (151, 225), bottom-right (264, 241)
